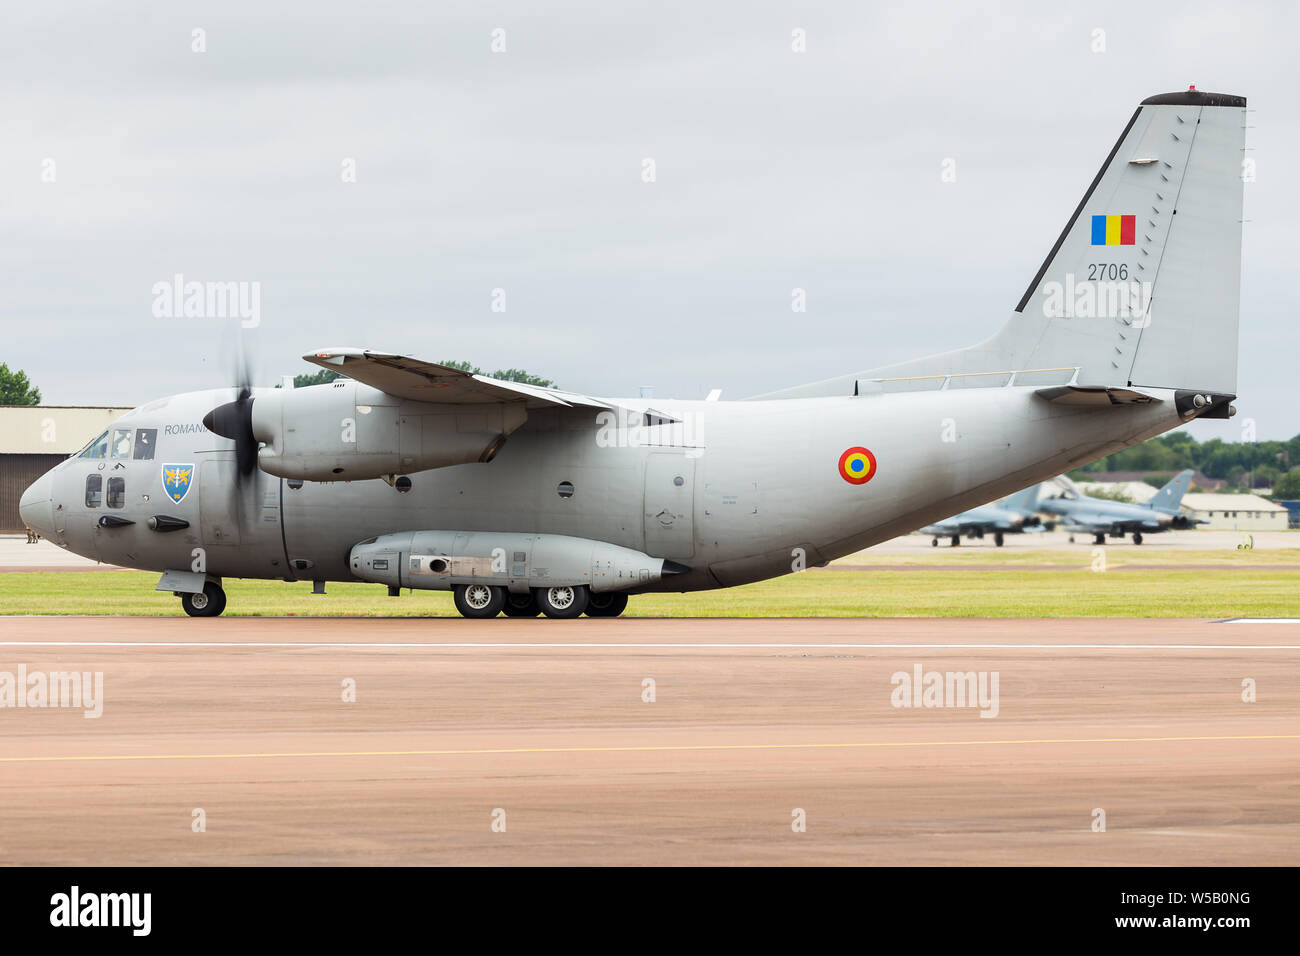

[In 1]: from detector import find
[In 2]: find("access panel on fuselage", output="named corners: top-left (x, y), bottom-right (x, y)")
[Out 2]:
top-left (643, 453), bottom-right (695, 559)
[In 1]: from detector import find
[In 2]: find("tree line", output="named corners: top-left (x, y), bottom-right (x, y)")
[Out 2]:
top-left (1071, 430), bottom-right (1300, 498)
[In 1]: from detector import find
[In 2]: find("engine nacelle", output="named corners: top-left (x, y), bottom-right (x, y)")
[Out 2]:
top-left (250, 381), bottom-right (526, 481)
top-left (350, 531), bottom-right (689, 594)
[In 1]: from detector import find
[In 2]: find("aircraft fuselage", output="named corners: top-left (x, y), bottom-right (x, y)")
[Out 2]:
top-left (24, 383), bottom-right (1191, 593)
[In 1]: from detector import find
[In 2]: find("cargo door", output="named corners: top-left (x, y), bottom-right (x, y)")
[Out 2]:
top-left (643, 454), bottom-right (695, 559)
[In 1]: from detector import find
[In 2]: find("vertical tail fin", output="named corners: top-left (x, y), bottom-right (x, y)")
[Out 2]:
top-left (764, 90), bottom-right (1248, 402)
top-left (1147, 468), bottom-right (1195, 514)
top-left (1003, 483), bottom-right (1041, 513)
top-left (1010, 90), bottom-right (1246, 393)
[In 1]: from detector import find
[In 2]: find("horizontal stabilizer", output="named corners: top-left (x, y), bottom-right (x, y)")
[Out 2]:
top-left (1034, 385), bottom-right (1163, 406)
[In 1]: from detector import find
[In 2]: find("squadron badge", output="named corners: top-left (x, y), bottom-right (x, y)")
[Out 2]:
top-left (162, 464), bottom-right (195, 504)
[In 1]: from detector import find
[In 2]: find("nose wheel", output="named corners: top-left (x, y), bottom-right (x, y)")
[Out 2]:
top-left (181, 581), bottom-right (227, 618)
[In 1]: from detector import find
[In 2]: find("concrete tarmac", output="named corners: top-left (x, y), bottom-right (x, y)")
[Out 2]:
top-left (1, 616), bottom-right (1297, 865)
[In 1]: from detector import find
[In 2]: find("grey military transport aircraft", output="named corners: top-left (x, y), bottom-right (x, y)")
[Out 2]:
top-left (19, 88), bottom-right (1245, 618)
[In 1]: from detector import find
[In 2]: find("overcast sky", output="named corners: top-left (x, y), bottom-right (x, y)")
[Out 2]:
top-left (2, 0), bottom-right (1295, 440)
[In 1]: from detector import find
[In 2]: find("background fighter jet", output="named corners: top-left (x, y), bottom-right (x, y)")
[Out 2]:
top-left (18, 89), bottom-right (1246, 617)
top-left (921, 485), bottom-right (1044, 547)
top-left (1039, 470), bottom-right (1204, 545)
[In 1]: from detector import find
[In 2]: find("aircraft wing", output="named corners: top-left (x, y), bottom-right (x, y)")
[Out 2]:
top-left (303, 348), bottom-right (618, 410)
top-left (922, 510), bottom-right (1019, 535)
top-left (1062, 512), bottom-right (1119, 533)
top-left (921, 520), bottom-right (957, 535)
top-left (1065, 512), bottom-right (1163, 533)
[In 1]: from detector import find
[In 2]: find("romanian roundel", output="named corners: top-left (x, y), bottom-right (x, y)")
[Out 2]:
top-left (837, 446), bottom-right (877, 485)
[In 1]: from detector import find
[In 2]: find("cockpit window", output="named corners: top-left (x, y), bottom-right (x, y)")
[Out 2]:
top-left (110, 428), bottom-right (132, 459)
top-left (85, 474), bottom-right (102, 508)
top-left (133, 428), bottom-right (157, 460)
top-left (78, 430), bottom-right (109, 459)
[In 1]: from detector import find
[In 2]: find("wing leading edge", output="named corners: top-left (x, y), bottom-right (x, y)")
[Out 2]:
top-left (303, 348), bottom-right (615, 409)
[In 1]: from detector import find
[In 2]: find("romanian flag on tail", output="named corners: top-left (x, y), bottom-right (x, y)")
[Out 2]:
top-left (1091, 214), bottom-right (1135, 246)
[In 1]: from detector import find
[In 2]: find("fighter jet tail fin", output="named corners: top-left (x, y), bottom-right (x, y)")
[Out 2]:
top-left (1146, 468), bottom-right (1196, 514)
top-left (1003, 483), bottom-right (1041, 513)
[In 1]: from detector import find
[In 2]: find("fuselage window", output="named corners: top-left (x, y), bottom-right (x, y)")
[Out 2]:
top-left (106, 477), bottom-right (126, 509)
top-left (85, 474), bottom-right (102, 508)
top-left (110, 429), bottom-right (132, 459)
top-left (79, 431), bottom-right (109, 459)
top-left (133, 428), bottom-right (157, 460)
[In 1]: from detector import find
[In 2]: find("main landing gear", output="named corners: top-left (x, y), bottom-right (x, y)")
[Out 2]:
top-left (180, 581), bottom-right (227, 618)
top-left (585, 591), bottom-right (629, 618)
top-left (453, 582), bottom-right (507, 618)
top-left (451, 583), bottom-right (629, 619)
top-left (535, 584), bottom-right (588, 618)
top-left (502, 591), bottom-right (541, 617)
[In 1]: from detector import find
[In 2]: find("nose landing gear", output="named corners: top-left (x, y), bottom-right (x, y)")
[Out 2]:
top-left (181, 581), bottom-right (227, 618)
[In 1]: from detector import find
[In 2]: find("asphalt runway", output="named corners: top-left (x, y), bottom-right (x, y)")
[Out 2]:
top-left (1, 616), bottom-right (1297, 865)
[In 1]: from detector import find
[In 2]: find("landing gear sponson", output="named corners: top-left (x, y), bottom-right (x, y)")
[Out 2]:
top-left (351, 530), bottom-right (685, 619)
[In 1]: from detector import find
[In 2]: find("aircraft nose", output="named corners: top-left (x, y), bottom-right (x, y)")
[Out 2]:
top-left (19, 471), bottom-right (54, 538)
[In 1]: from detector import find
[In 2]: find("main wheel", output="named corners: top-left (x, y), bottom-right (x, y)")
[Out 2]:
top-left (1132, 532), bottom-right (1143, 545)
top-left (535, 584), bottom-right (589, 619)
top-left (950, 535), bottom-right (960, 547)
top-left (585, 591), bottom-right (628, 618)
top-left (181, 581), bottom-right (226, 618)
top-left (1094, 533), bottom-right (1106, 545)
top-left (454, 583), bottom-right (505, 618)
top-left (994, 532), bottom-right (1005, 547)
top-left (502, 592), bottom-right (540, 618)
